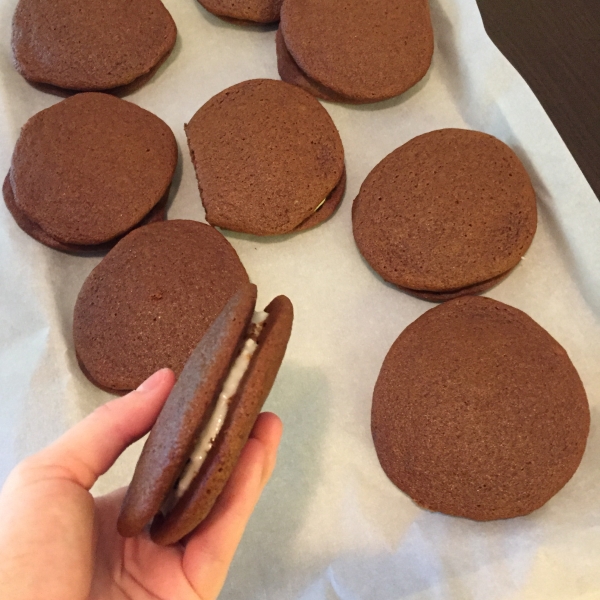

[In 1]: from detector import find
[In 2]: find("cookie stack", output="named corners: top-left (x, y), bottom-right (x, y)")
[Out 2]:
top-left (12, 0), bottom-right (176, 95)
top-left (277, 0), bottom-right (434, 103)
top-left (4, 93), bottom-right (177, 252)
top-left (185, 79), bottom-right (345, 235)
top-left (352, 129), bottom-right (538, 300)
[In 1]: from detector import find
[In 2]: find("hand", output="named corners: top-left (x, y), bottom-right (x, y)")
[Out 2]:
top-left (0, 368), bottom-right (282, 600)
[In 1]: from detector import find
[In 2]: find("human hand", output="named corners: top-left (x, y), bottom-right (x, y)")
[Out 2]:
top-left (0, 368), bottom-right (283, 600)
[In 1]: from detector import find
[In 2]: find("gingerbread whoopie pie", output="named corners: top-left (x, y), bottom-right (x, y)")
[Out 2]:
top-left (11, 0), bottom-right (176, 95)
top-left (278, 0), bottom-right (434, 104)
top-left (118, 283), bottom-right (293, 545)
top-left (4, 93), bottom-right (177, 252)
top-left (352, 129), bottom-right (537, 301)
top-left (185, 79), bottom-right (345, 235)
top-left (73, 220), bottom-right (250, 393)
top-left (371, 296), bottom-right (590, 521)
top-left (196, 0), bottom-right (283, 24)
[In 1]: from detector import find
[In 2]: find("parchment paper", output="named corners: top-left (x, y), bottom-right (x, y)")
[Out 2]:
top-left (1, 0), bottom-right (599, 598)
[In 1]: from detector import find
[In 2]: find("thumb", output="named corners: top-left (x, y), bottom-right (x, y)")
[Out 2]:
top-left (25, 368), bottom-right (175, 490)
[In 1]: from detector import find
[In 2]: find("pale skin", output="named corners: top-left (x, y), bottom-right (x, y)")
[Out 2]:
top-left (0, 368), bottom-right (283, 600)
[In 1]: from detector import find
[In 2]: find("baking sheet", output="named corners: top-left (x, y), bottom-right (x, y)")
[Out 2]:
top-left (1, 0), bottom-right (600, 598)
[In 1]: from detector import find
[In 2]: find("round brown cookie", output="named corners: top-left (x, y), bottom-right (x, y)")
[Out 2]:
top-left (275, 27), bottom-right (349, 104)
top-left (352, 129), bottom-right (537, 297)
top-left (185, 79), bottom-right (345, 235)
top-left (197, 0), bottom-right (282, 24)
top-left (3, 173), bottom-right (167, 254)
top-left (279, 0), bottom-right (434, 103)
top-left (117, 285), bottom-right (294, 545)
top-left (10, 93), bottom-right (177, 248)
top-left (73, 220), bottom-right (250, 393)
top-left (372, 296), bottom-right (590, 521)
top-left (11, 0), bottom-right (176, 93)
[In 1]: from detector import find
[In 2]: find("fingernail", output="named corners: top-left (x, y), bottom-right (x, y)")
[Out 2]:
top-left (137, 369), bottom-right (166, 392)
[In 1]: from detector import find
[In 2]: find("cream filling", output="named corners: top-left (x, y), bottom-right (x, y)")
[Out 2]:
top-left (313, 197), bottom-right (327, 213)
top-left (162, 310), bottom-right (269, 514)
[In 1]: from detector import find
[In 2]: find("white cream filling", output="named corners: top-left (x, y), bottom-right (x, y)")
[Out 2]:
top-left (313, 197), bottom-right (327, 212)
top-left (164, 310), bottom-right (269, 513)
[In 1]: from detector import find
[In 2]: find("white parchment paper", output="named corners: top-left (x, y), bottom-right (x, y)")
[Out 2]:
top-left (1, 0), bottom-right (600, 598)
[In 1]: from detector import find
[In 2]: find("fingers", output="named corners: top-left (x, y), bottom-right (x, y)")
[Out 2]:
top-left (25, 369), bottom-right (175, 490)
top-left (182, 412), bottom-right (283, 600)
top-left (249, 412), bottom-right (282, 486)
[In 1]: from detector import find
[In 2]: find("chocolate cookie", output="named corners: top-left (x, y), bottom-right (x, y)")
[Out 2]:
top-left (118, 283), bottom-right (294, 545)
top-left (372, 296), bottom-right (590, 521)
top-left (11, 0), bottom-right (176, 94)
top-left (6, 93), bottom-right (177, 251)
top-left (278, 0), bottom-right (434, 103)
top-left (185, 79), bottom-right (345, 235)
top-left (197, 0), bottom-right (283, 24)
top-left (73, 220), bottom-right (250, 393)
top-left (352, 129), bottom-right (537, 300)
